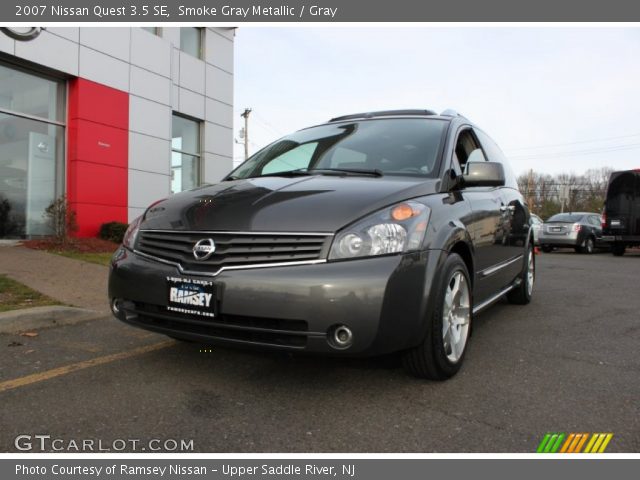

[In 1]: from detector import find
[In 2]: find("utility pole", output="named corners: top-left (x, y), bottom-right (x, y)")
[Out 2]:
top-left (240, 108), bottom-right (252, 160)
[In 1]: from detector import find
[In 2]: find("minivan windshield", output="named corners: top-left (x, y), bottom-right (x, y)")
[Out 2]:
top-left (547, 213), bottom-right (584, 223)
top-left (227, 118), bottom-right (447, 180)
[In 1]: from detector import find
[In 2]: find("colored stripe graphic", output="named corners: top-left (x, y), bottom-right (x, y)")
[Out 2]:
top-left (537, 433), bottom-right (613, 453)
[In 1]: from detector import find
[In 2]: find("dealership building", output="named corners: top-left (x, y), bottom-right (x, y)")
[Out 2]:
top-left (0, 27), bottom-right (234, 238)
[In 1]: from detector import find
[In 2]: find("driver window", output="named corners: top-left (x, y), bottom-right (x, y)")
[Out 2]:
top-left (453, 129), bottom-right (486, 174)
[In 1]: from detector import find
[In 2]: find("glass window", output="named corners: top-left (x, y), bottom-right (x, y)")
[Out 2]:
top-left (0, 64), bottom-right (65, 123)
top-left (262, 143), bottom-right (317, 175)
top-left (171, 115), bottom-right (201, 194)
top-left (230, 119), bottom-right (447, 180)
top-left (180, 27), bottom-right (202, 58)
top-left (0, 112), bottom-right (64, 237)
top-left (141, 27), bottom-right (160, 36)
top-left (0, 63), bottom-right (65, 238)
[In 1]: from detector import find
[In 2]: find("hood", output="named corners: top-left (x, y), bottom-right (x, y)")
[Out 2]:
top-left (141, 175), bottom-right (440, 233)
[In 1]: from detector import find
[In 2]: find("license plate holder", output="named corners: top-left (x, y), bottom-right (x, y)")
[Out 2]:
top-left (166, 276), bottom-right (217, 318)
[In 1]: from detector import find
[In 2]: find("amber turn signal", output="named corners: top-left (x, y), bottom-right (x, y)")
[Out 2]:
top-left (391, 203), bottom-right (418, 221)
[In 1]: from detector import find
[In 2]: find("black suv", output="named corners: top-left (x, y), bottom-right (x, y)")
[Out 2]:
top-left (109, 110), bottom-right (534, 380)
top-left (602, 169), bottom-right (640, 256)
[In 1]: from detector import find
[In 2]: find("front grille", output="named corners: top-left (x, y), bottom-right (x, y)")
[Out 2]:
top-left (129, 302), bottom-right (309, 348)
top-left (136, 230), bottom-right (331, 274)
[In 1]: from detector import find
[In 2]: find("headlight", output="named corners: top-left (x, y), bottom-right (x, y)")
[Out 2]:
top-left (122, 216), bottom-right (142, 250)
top-left (329, 201), bottom-right (430, 260)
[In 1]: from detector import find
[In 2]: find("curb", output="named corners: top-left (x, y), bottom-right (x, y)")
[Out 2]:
top-left (0, 306), bottom-right (108, 335)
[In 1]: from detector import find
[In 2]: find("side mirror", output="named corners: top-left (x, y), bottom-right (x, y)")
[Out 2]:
top-left (462, 162), bottom-right (505, 187)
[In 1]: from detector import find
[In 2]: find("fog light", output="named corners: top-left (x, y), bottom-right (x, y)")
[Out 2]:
top-left (329, 325), bottom-right (353, 349)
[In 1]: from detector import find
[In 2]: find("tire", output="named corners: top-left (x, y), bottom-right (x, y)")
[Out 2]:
top-left (507, 244), bottom-right (535, 305)
top-left (581, 237), bottom-right (595, 254)
top-left (403, 253), bottom-right (471, 380)
top-left (612, 243), bottom-right (626, 256)
top-left (541, 245), bottom-right (552, 253)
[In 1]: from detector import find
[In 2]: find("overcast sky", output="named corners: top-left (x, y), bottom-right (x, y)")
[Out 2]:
top-left (232, 27), bottom-right (640, 176)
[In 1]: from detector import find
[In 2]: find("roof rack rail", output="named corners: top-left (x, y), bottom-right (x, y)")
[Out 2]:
top-left (329, 109), bottom-right (438, 122)
top-left (440, 109), bottom-right (461, 117)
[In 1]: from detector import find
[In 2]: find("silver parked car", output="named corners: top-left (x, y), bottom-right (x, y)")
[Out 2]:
top-left (539, 212), bottom-right (605, 254)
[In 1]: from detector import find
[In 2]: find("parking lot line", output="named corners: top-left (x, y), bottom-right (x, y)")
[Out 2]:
top-left (0, 341), bottom-right (174, 394)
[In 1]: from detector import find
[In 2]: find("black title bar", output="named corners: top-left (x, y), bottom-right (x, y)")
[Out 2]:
top-left (3, 0), bottom-right (640, 22)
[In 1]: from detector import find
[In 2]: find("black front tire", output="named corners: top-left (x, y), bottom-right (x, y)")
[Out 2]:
top-left (612, 243), bottom-right (626, 256)
top-left (402, 253), bottom-right (471, 381)
top-left (507, 244), bottom-right (534, 305)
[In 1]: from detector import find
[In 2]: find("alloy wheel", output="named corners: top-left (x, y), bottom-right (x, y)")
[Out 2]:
top-left (442, 271), bottom-right (471, 363)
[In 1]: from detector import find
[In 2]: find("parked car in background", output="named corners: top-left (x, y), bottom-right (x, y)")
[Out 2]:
top-left (602, 169), bottom-right (640, 256)
top-left (539, 212), bottom-right (604, 254)
top-left (109, 109), bottom-right (535, 381)
top-left (530, 214), bottom-right (543, 245)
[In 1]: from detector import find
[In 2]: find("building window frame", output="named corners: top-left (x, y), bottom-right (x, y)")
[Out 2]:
top-left (179, 27), bottom-right (203, 59)
top-left (171, 113), bottom-right (202, 194)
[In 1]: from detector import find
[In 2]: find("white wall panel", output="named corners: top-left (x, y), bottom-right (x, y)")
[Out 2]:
top-left (179, 51), bottom-right (206, 94)
top-left (128, 207), bottom-right (146, 223)
top-left (130, 27), bottom-right (171, 78)
top-left (129, 132), bottom-right (171, 176)
top-left (130, 66), bottom-right (171, 106)
top-left (128, 170), bottom-right (170, 209)
top-left (79, 46), bottom-right (129, 92)
top-left (205, 122), bottom-right (233, 158)
top-left (205, 30), bottom-right (234, 73)
top-left (178, 88), bottom-right (205, 120)
top-left (46, 28), bottom-right (80, 42)
top-left (15, 31), bottom-right (78, 76)
top-left (80, 28), bottom-right (131, 62)
top-left (0, 34), bottom-right (13, 55)
top-left (129, 96), bottom-right (171, 139)
top-left (205, 65), bottom-right (233, 104)
top-left (203, 152), bottom-right (234, 184)
top-left (206, 98), bottom-right (234, 128)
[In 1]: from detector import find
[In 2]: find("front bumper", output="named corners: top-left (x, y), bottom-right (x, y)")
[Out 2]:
top-left (108, 248), bottom-right (446, 356)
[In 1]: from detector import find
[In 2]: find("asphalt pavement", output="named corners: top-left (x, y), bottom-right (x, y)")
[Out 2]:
top-left (1, 250), bottom-right (638, 453)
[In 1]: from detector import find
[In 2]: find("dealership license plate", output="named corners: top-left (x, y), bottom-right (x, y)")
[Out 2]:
top-left (166, 276), bottom-right (217, 318)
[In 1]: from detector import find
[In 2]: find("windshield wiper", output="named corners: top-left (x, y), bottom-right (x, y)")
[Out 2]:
top-left (226, 169), bottom-right (313, 180)
top-left (310, 168), bottom-right (384, 177)
top-left (225, 167), bottom-right (384, 181)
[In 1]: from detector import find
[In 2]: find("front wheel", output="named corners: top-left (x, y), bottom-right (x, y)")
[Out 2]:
top-left (507, 245), bottom-right (535, 305)
top-left (403, 253), bottom-right (471, 380)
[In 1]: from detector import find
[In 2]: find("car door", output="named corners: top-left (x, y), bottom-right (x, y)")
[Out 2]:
top-left (474, 128), bottom-right (529, 287)
top-left (449, 127), bottom-right (504, 303)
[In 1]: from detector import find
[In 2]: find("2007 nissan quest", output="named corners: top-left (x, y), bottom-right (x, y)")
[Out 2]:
top-left (109, 109), bottom-right (535, 380)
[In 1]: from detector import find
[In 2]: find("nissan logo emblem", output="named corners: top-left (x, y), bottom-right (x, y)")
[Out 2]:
top-left (0, 27), bottom-right (43, 41)
top-left (193, 238), bottom-right (216, 261)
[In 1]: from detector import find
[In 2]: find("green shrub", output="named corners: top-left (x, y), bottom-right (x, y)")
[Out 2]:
top-left (99, 222), bottom-right (128, 244)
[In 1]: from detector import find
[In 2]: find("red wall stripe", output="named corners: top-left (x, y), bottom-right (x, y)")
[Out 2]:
top-left (67, 78), bottom-right (128, 237)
